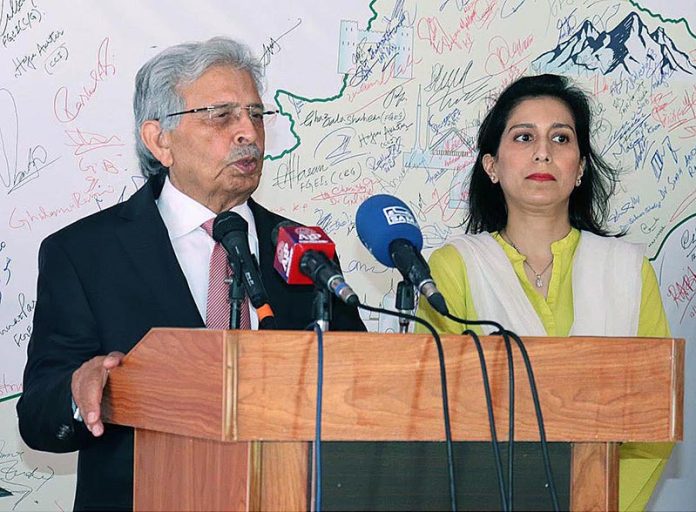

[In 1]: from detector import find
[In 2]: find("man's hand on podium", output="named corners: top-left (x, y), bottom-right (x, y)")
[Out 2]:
top-left (71, 351), bottom-right (125, 437)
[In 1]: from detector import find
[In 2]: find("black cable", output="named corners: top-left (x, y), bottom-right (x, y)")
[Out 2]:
top-left (499, 329), bottom-right (515, 511)
top-left (446, 313), bottom-right (515, 510)
top-left (357, 303), bottom-right (457, 512)
top-left (503, 329), bottom-right (559, 511)
top-left (314, 323), bottom-right (324, 512)
top-left (448, 317), bottom-right (559, 510)
top-left (464, 329), bottom-right (509, 512)
top-left (444, 314), bottom-right (507, 333)
top-left (304, 322), bottom-right (325, 512)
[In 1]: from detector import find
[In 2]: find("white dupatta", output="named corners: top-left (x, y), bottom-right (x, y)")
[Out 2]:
top-left (449, 231), bottom-right (643, 336)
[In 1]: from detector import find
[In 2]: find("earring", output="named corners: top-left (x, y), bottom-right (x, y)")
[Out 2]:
top-left (489, 174), bottom-right (498, 184)
top-left (576, 176), bottom-right (582, 187)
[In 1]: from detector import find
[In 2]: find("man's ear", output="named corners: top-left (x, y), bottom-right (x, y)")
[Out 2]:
top-left (140, 120), bottom-right (173, 168)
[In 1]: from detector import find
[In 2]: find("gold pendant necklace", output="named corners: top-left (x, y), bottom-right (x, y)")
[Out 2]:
top-left (501, 231), bottom-right (554, 288)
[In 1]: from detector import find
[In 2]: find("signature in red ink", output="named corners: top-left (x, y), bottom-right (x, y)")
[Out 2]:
top-left (8, 176), bottom-right (116, 231)
top-left (65, 127), bottom-right (123, 155)
top-left (53, 37), bottom-right (116, 123)
top-left (484, 34), bottom-right (534, 77)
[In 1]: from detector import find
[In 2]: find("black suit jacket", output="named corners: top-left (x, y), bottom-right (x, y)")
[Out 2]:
top-left (17, 175), bottom-right (365, 511)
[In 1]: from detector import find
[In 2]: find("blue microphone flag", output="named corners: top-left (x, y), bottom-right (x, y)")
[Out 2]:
top-left (355, 194), bottom-right (422, 268)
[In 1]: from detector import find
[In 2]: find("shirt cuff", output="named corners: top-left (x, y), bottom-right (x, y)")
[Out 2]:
top-left (71, 396), bottom-right (83, 422)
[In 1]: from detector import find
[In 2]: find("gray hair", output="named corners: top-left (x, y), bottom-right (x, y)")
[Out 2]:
top-left (133, 36), bottom-right (264, 177)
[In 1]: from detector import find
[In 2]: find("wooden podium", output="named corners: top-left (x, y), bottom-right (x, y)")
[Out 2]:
top-left (102, 329), bottom-right (683, 511)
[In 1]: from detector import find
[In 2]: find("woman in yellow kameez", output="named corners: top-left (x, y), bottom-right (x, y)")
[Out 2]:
top-left (417, 74), bottom-right (672, 511)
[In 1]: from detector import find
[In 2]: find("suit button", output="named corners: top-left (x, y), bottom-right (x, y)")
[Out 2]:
top-left (56, 423), bottom-right (73, 440)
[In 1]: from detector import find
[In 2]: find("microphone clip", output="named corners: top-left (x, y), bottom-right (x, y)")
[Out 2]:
top-left (395, 279), bottom-right (416, 333)
top-left (312, 285), bottom-right (332, 332)
top-left (226, 273), bottom-right (246, 330)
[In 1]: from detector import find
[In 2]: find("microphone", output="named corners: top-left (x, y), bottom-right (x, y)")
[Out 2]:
top-left (272, 223), bottom-right (360, 306)
top-left (212, 212), bottom-right (276, 329)
top-left (355, 194), bottom-right (449, 315)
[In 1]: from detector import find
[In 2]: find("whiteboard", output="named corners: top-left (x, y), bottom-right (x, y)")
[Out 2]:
top-left (1, 0), bottom-right (694, 510)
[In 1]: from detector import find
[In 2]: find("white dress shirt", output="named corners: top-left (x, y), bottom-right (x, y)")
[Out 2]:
top-left (156, 176), bottom-right (259, 329)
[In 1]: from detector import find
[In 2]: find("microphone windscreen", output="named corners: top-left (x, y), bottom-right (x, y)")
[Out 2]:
top-left (355, 194), bottom-right (423, 267)
top-left (212, 211), bottom-right (248, 242)
top-left (271, 220), bottom-right (301, 247)
top-left (273, 225), bottom-right (336, 285)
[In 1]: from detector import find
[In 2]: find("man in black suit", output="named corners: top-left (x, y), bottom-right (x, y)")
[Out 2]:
top-left (17, 37), bottom-right (365, 511)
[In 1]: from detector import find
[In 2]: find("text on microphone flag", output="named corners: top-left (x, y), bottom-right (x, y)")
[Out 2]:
top-left (384, 205), bottom-right (417, 226)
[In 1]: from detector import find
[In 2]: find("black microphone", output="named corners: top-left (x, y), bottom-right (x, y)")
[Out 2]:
top-left (389, 239), bottom-right (448, 315)
top-left (212, 212), bottom-right (276, 329)
top-left (300, 250), bottom-right (360, 307)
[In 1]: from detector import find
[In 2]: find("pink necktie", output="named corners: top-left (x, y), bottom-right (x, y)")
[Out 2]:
top-left (201, 219), bottom-right (251, 329)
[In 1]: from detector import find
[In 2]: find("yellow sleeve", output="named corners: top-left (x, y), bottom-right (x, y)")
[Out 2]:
top-left (637, 257), bottom-right (671, 337)
top-left (620, 257), bottom-right (673, 511)
top-left (415, 244), bottom-right (482, 335)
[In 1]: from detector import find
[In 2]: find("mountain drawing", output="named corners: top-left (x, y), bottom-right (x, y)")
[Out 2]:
top-left (532, 12), bottom-right (696, 81)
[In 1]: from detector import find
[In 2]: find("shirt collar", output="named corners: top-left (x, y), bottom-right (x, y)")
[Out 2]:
top-left (550, 227), bottom-right (580, 254)
top-left (493, 227), bottom-right (580, 259)
top-left (157, 175), bottom-right (257, 242)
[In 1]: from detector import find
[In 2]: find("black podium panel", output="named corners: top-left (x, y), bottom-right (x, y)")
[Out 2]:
top-left (321, 442), bottom-right (570, 511)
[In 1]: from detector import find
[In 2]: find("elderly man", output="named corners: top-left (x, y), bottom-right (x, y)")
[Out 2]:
top-left (17, 37), bottom-right (365, 511)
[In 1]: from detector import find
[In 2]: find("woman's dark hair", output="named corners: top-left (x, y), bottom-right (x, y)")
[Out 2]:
top-left (465, 74), bottom-right (618, 236)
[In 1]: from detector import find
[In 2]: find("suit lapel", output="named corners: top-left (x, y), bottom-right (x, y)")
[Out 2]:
top-left (249, 197), bottom-right (276, 269)
top-left (248, 198), bottom-right (303, 328)
top-left (115, 176), bottom-right (204, 327)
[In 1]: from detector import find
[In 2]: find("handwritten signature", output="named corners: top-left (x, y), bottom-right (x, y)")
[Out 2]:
top-left (44, 43), bottom-right (68, 75)
top-left (8, 175), bottom-right (116, 231)
top-left (65, 128), bottom-right (123, 156)
top-left (0, 88), bottom-right (59, 194)
top-left (0, 460), bottom-right (54, 510)
top-left (53, 37), bottom-right (116, 123)
top-left (348, 15), bottom-right (406, 88)
top-left (0, 292), bottom-right (35, 340)
top-left (313, 127), bottom-right (367, 168)
top-left (681, 228), bottom-right (696, 262)
top-left (12, 29), bottom-right (65, 78)
top-left (0, 241), bottom-right (5, 306)
top-left (260, 18), bottom-right (302, 68)
top-left (667, 266), bottom-right (696, 310)
top-left (424, 60), bottom-right (492, 112)
top-left (3, 257), bottom-right (10, 285)
top-left (484, 34), bottom-right (534, 77)
top-left (1, 437), bottom-right (55, 508)
top-left (313, 208), bottom-right (353, 236)
top-left (0, 0), bottom-right (42, 48)
top-left (439, 0), bottom-right (472, 12)
top-left (500, 0), bottom-right (527, 19)
top-left (417, 15), bottom-right (472, 55)
top-left (0, 372), bottom-right (22, 398)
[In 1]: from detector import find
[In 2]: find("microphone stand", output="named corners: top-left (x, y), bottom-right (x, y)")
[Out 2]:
top-left (312, 286), bottom-right (332, 332)
top-left (395, 279), bottom-right (415, 333)
top-left (225, 253), bottom-right (246, 330)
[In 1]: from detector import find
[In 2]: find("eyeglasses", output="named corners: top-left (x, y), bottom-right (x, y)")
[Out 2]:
top-left (163, 102), bottom-right (279, 128)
